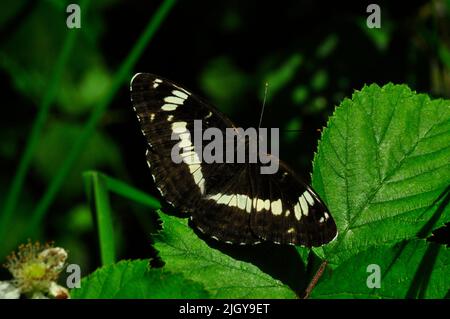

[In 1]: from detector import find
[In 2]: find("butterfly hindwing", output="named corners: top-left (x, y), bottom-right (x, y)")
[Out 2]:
top-left (190, 164), bottom-right (259, 244)
top-left (248, 161), bottom-right (337, 246)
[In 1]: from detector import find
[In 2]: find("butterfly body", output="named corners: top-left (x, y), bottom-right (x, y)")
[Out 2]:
top-left (130, 73), bottom-right (337, 247)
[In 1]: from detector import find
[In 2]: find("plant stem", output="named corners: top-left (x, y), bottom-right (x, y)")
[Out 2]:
top-left (302, 260), bottom-right (328, 299)
top-left (24, 0), bottom-right (177, 237)
top-left (0, 0), bottom-right (89, 243)
top-left (103, 174), bottom-right (161, 209)
top-left (84, 172), bottom-right (116, 266)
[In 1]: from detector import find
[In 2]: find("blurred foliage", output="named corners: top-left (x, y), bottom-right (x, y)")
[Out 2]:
top-left (358, 16), bottom-right (393, 52)
top-left (200, 56), bottom-right (250, 114)
top-left (33, 119), bottom-right (122, 196)
top-left (0, 0), bottom-right (449, 296)
top-left (0, 0), bottom-right (112, 110)
top-left (262, 53), bottom-right (303, 103)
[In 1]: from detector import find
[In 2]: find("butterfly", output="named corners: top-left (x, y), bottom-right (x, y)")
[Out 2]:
top-left (130, 73), bottom-right (337, 247)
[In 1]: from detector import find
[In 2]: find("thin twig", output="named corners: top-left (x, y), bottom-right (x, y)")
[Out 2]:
top-left (303, 260), bottom-right (328, 299)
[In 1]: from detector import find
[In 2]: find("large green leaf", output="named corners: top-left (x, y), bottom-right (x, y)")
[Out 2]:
top-left (153, 212), bottom-right (297, 299)
top-left (311, 240), bottom-right (449, 298)
top-left (312, 83), bottom-right (450, 266)
top-left (71, 260), bottom-right (209, 299)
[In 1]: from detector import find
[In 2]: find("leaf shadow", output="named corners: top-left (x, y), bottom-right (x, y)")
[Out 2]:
top-left (417, 185), bottom-right (450, 239)
top-left (405, 242), bottom-right (441, 299)
top-left (190, 221), bottom-right (307, 296)
top-left (407, 186), bottom-right (449, 298)
top-left (376, 187), bottom-right (449, 298)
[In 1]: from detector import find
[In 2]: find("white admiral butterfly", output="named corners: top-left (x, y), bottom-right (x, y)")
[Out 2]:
top-left (130, 73), bottom-right (337, 247)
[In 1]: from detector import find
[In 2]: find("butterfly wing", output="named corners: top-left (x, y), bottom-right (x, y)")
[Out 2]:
top-left (130, 73), bottom-right (337, 247)
top-left (131, 73), bottom-right (240, 209)
top-left (247, 161), bottom-right (337, 247)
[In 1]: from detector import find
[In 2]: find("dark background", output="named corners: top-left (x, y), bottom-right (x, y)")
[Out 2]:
top-left (0, 0), bottom-right (449, 283)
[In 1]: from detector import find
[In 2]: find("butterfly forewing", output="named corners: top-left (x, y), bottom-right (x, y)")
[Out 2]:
top-left (131, 73), bottom-right (235, 210)
top-left (130, 73), bottom-right (338, 247)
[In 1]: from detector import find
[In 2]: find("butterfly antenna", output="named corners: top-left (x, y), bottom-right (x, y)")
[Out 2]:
top-left (258, 82), bottom-right (269, 129)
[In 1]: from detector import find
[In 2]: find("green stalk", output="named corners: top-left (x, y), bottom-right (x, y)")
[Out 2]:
top-left (103, 174), bottom-right (161, 209)
top-left (0, 0), bottom-right (89, 240)
top-left (25, 0), bottom-right (176, 236)
top-left (83, 172), bottom-right (116, 266)
top-left (83, 171), bottom-right (161, 266)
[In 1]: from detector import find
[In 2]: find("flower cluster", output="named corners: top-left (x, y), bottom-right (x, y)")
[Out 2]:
top-left (1, 241), bottom-right (69, 299)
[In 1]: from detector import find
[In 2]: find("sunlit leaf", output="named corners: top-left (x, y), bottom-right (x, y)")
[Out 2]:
top-left (312, 84), bottom-right (450, 266)
top-left (71, 260), bottom-right (210, 298)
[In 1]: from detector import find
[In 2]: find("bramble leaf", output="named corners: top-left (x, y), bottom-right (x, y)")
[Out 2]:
top-left (153, 212), bottom-right (297, 299)
top-left (312, 83), bottom-right (450, 266)
top-left (71, 260), bottom-right (209, 299)
top-left (311, 240), bottom-right (449, 299)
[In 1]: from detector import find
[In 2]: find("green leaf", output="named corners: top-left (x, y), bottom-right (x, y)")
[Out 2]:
top-left (72, 260), bottom-right (210, 299)
top-left (312, 84), bottom-right (450, 266)
top-left (153, 212), bottom-right (297, 299)
top-left (295, 247), bottom-right (310, 266)
top-left (312, 240), bottom-right (450, 298)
